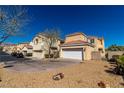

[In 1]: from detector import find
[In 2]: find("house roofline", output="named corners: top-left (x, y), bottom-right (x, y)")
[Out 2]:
top-left (66, 32), bottom-right (87, 37)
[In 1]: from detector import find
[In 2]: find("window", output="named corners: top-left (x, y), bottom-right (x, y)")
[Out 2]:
top-left (98, 48), bottom-right (104, 53)
top-left (101, 40), bottom-right (103, 45)
top-left (35, 39), bottom-right (38, 45)
top-left (90, 39), bottom-right (94, 43)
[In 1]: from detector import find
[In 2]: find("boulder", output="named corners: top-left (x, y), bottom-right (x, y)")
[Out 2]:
top-left (52, 73), bottom-right (64, 80)
top-left (98, 81), bottom-right (110, 88)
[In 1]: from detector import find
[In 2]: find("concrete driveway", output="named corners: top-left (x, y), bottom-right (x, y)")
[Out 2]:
top-left (6, 59), bottom-right (81, 72)
top-left (0, 52), bottom-right (81, 72)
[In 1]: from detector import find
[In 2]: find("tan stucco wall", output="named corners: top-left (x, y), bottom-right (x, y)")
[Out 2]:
top-left (3, 46), bottom-right (16, 54)
top-left (84, 46), bottom-right (94, 60)
top-left (65, 34), bottom-right (87, 43)
top-left (94, 38), bottom-right (105, 57)
top-left (33, 51), bottom-right (45, 59)
top-left (32, 35), bottom-right (60, 51)
top-left (22, 47), bottom-right (33, 54)
top-left (32, 34), bottom-right (61, 59)
top-left (32, 36), bottom-right (44, 50)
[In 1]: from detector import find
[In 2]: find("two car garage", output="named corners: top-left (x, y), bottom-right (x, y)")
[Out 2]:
top-left (62, 48), bottom-right (84, 60)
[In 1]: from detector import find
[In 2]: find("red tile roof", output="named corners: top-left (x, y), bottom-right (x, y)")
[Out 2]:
top-left (88, 36), bottom-right (104, 40)
top-left (1, 43), bottom-right (17, 46)
top-left (66, 32), bottom-right (86, 37)
top-left (61, 40), bottom-right (93, 47)
top-left (24, 45), bottom-right (33, 49)
top-left (88, 36), bottom-right (97, 39)
top-left (65, 40), bottom-right (88, 44)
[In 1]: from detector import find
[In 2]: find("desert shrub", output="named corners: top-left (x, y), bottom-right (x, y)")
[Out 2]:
top-left (117, 55), bottom-right (124, 68)
top-left (109, 55), bottom-right (120, 62)
top-left (45, 54), bottom-right (53, 58)
top-left (53, 51), bottom-right (60, 58)
top-left (114, 55), bottom-right (124, 75)
top-left (0, 46), bottom-right (3, 51)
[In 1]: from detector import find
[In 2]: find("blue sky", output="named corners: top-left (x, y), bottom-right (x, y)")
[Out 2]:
top-left (5, 5), bottom-right (124, 48)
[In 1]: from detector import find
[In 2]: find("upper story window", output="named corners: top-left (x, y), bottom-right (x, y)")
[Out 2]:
top-left (35, 39), bottom-right (38, 45)
top-left (100, 40), bottom-right (103, 45)
top-left (98, 48), bottom-right (104, 53)
top-left (90, 39), bottom-right (95, 44)
top-left (84, 36), bottom-right (87, 41)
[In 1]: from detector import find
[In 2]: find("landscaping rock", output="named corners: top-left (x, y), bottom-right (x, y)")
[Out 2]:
top-left (98, 81), bottom-right (110, 88)
top-left (52, 73), bottom-right (64, 80)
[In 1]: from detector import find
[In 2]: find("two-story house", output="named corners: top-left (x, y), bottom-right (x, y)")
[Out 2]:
top-left (16, 42), bottom-right (29, 52)
top-left (32, 33), bottom-right (63, 59)
top-left (60, 32), bottom-right (105, 61)
top-left (3, 43), bottom-right (17, 54)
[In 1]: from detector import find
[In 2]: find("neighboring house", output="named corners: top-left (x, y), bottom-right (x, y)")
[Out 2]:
top-left (22, 45), bottom-right (33, 56)
top-left (32, 33), bottom-right (63, 59)
top-left (2, 43), bottom-right (17, 54)
top-left (16, 42), bottom-right (29, 52)
top-left (60, 32), bottom-right (105, 61)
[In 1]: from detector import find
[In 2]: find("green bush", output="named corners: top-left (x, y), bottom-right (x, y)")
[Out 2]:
top-left (117, 55), bottom-right (124, 68)
top-left (0, 46), bottom-right (3, 51)
top-left (110, 55), bottom-right (120, 62)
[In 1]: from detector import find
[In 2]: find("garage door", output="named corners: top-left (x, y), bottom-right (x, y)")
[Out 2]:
top-left (63, 49), bottom-right (83, 60)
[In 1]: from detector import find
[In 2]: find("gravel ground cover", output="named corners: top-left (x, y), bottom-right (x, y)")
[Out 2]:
top-left (0, 60), bottom-right (124, 88)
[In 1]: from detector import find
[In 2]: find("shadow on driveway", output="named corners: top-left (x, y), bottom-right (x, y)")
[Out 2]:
top-left (1, 52), bottom-right (81, 72)
top-left (0, 51), bottom-right (32, 64)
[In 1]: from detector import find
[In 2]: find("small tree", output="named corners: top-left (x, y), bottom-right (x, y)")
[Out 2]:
top-left (42, 28), bottom-right (60, 58)
top-left (0, 6), bottom-right (29, 45)
top-left (0, 46), bottom-right (3, 51)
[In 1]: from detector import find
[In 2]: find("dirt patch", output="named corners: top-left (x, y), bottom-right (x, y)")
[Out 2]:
top-left (0, 60), bottom-right (124, 88)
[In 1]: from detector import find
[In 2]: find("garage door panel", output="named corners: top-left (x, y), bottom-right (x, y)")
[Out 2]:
top-left (63, 50), bottom-right (83, 60)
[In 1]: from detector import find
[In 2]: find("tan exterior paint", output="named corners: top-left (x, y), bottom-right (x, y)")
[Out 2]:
top-left (16, 43), bottom-right (29, 52)
top-left (3, 45), bottom-right (17, 54)
top-left (32, 35), bottom-right (46, 59)
top-left (65, 33), bottom-right (87, 43)
top-left (84, 46), bottom-right (94, 60)
top-left (4, 42), bottom-right (33, 54)
top-left (32, 33), bottom-right (61, 59)
top-left (22, 46), bottom-right (33, 56)
top-left (61, 32), bottom-right (105, 60)
top-left (33, 51), bottom-right (45, 59)
top-left (90, 37), bottom-right (105, 57)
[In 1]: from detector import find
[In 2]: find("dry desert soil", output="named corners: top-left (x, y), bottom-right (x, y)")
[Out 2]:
top-left (0, 60), bottom-right (124, 88)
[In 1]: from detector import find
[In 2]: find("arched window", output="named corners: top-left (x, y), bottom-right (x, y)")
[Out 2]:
top-left (35, 39), bottom-right (38, 45)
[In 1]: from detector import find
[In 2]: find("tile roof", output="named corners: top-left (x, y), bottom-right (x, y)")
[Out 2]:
top-left (61, 40), bottom-right (93, 47)
top-left (1, 43), bottom-right (17, 46)
top-left (24, 45), bottom-right (33, 49)
top-left (88, 36), bottom-right (97, 39)
top-left (88, 36), bottom-right (104, 40)
top-left (66, 32), bottom-right (86, 37)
